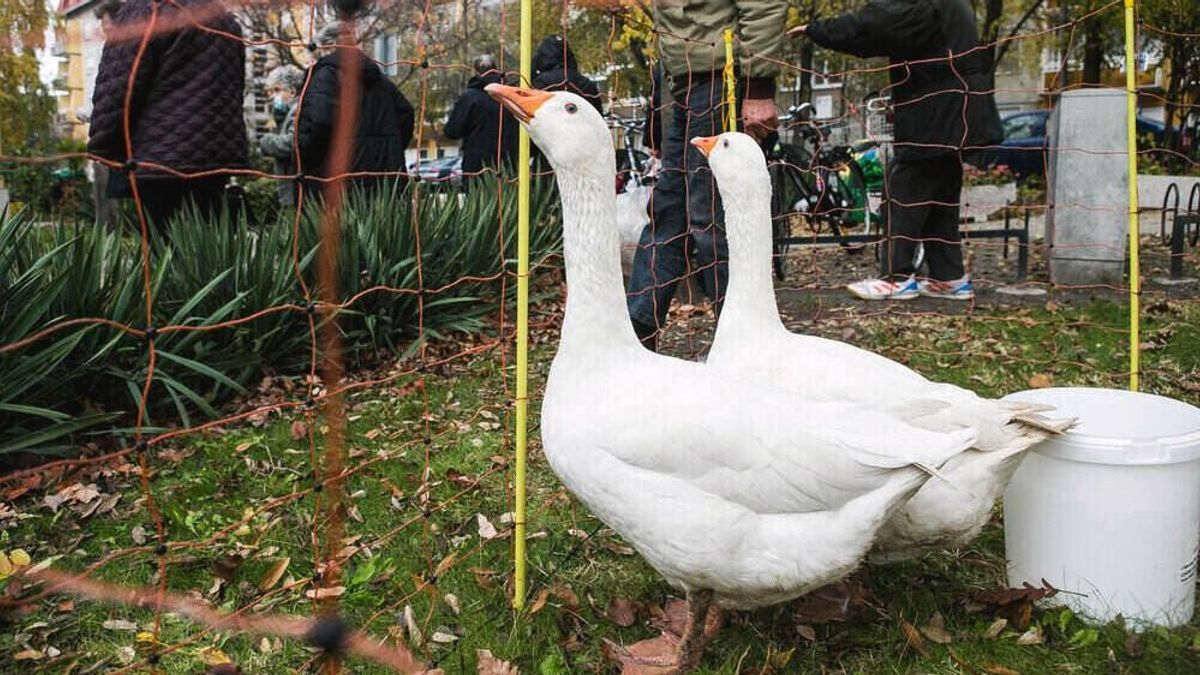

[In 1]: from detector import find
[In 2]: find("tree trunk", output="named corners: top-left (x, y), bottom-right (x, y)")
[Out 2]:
top-left (798, 39), bottom-right (814, 107)
top-left (981, 0), bottom-right (1004, 89)
top-left (1082, 19), bottom-right (1103, 86)
top-left (1163, 44), bottom-right (1182, 153)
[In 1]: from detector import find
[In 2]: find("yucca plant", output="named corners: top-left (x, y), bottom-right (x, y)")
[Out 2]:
top-left (0, 177), bottom-right (562, 458)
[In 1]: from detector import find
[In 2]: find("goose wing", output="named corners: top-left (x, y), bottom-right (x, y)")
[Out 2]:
top-left (580, 359), bottom-right (977, 515)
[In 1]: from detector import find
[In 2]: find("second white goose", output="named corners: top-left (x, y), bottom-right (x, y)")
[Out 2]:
top-left (694, 132), bottom-right (1071, 560)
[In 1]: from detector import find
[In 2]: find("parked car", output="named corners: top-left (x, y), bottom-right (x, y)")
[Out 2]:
top-left (409, 155), bottom-right (463, 188)
top-left (982, 109), bottom-right (1166, 180)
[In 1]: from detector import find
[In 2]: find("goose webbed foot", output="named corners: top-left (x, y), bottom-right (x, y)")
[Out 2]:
top-left (670, 589), bottom-right (714, 674)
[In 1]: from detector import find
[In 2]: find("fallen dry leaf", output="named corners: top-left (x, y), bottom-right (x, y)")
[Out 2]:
top-left (157, 448), bottom-right (194, 463)
top-left (447, 469), bottom-right (479, 489)
top-left (983, 617), bottom-right (1008, 639)
top-left (403, 604), bottom-right (423, 647)
top-left (199, 646), bottom-right (233, 666)
top-left (973, 580), bottom-right (1059, 630)
top-left (304, 585), bottom-right (345, 600)
top-left (527, 588), bottom-right (550, 615)
top-left (605, 597), bottom-right (637, 627)
top-left (1027, 373), bottom-right (1053, 389)
top-left (12, 649), bottom-right (42, 661)
top-left (102, 619), bottom-right (138, 632)
top-left (289, 420), bottom-right (308, 440)
top-left (982, 664), bottom-right (1021, 675)
top-left (476, 649), bottom-right (519, 675)
top-left (796, 624), bottom-right (817, 642)
top-left (792, 578), bottom-right (878, 624)
top-left (550, 583), bottom-right (580, 610)
top-left (602, 635), bottom-right (678, 675)
top-left (477, 514), bottom-right (498, 540)
top-left (1016, 626), bottom-right (1044, 645)
top-left (444, 593), bottom-right (461, 615)
top-left (43, 483), bottom-right (100, 513)
top-left (920, 612), bottom-right (953, 644)
top-left (258, 557), bottom-right (290, 592)
top-left (899, 619), bottom-right (930, 658)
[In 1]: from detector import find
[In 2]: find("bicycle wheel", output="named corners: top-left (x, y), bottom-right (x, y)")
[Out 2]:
top-left (768, 160), bottom-right (790, 281)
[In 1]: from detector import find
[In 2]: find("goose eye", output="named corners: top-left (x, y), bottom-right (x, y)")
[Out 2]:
top-left (564, 103), bottom-right (578, 114)
top-left (722, 139), bottom-right (730, 148)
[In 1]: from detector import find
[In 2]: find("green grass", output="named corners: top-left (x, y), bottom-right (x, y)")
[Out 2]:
top-left (1, 299), bottom-right (1198, 673)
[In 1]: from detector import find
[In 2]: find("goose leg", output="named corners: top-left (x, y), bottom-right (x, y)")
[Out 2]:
top-left (673, 589), bottom-right (713, 673)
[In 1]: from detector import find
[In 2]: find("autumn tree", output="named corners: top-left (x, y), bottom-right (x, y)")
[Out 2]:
top-left (0, 0), bottom-right (56, 157)
top-left (1141, 0), bottom-right (1200, 153)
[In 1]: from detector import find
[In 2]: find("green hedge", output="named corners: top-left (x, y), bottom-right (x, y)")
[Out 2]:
top-left (0, 177), bottom-right (560, 457)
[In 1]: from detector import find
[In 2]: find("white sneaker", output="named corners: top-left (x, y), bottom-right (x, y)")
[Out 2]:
top-left (847, 276), bottom-right (920, 301)
top-left (919, 275), bottom-right (975, 300)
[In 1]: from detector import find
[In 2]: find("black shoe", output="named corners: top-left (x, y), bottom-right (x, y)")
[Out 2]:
top-left (632, 319), bottom-right (658, 353)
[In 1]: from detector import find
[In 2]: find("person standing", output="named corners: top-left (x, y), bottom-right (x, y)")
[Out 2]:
top-left (792, 0), bottom-right (1002, 300)
top-left (531, 36), bottom-right (602, 111)
top-left (443, 55), bottom-right (520, 185)
top-left (259, 65), bottom-right (306, 208)
top-left (79, 0), bottom-right (123, 228)
top-left (625, 0), bottom-right (787, 351)
top-left (295, 21), bottom-right (415, 193)
top-left (88, 0), bottom-right (248, 234)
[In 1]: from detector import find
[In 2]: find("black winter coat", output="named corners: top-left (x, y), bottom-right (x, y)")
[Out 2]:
top-left (444, 72), bottom-right (520, 175)
top-left (807, 0), bottom-right (1002, 161)
top-left (296, 49), bottom-right (415, 181)
top-left (88, 0), bottom-right (248, 179)
top-left (531, 36), bottom-right (602, 111)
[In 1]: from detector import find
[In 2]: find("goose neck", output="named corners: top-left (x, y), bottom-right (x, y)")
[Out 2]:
top-left (556, 169), bottom-right (641, 350)
top-left (721, 191), bottom-right (783, 329)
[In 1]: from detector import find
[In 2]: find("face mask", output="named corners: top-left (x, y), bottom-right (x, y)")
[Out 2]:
top-left (272, 95), bottom-right (289, 112)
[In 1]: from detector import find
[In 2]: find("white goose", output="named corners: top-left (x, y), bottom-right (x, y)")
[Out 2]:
top-left (486, 85), bottom-right (979, 670)
top-left (694, 132), bottom-right (1071, 560)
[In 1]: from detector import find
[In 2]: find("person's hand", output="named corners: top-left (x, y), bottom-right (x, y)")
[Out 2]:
top-left (741, 98), bottom-right (779, 142)
top-left (787, 25), bottom-right (808, 38)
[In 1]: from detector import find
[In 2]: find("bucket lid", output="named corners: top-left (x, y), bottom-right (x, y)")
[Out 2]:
top-left (1003, 387), bottom-right (1200, 465)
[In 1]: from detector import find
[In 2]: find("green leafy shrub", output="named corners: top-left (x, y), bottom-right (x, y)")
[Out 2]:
top-left (0, 175), bottom-right (560, 459)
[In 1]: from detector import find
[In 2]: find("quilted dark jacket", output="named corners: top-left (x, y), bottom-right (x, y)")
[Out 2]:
top-left (88, 0), bottom-right (248, 177)
top-left (807, 0), bottom-right (1002, 161)
top-left (295, 49), bottom-right (415, 181)
top-left (444, 72), bottom-right (519, 175)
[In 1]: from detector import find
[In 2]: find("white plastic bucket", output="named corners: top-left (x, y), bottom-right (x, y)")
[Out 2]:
top-left (1003, 387), bottom-right (1200, 627)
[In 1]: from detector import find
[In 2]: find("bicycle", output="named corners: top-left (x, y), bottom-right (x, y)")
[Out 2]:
top-left (609, 116), bottom-right (658, 194)
top-left (766, 104), bottom-right (880, 281)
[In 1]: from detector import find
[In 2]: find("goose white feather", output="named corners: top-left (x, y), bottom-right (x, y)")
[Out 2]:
top-left (697, 132), bottom-right (1072, 559)
top-left (486, 85), bottom-right (979, 612)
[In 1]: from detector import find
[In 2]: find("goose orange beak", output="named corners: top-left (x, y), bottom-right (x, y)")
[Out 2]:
top-left (485, 84), bottom-right (553, 123)
top-left (690, 136), bottom-right (719, 157)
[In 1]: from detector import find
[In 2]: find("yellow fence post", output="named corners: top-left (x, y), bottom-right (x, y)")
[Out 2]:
top-left (1123, 0), bottom-right (1140, 391)
top-left (512, 0), bottom-right (532, 609)
top-left (723, 29), bottom-right (737, 132)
